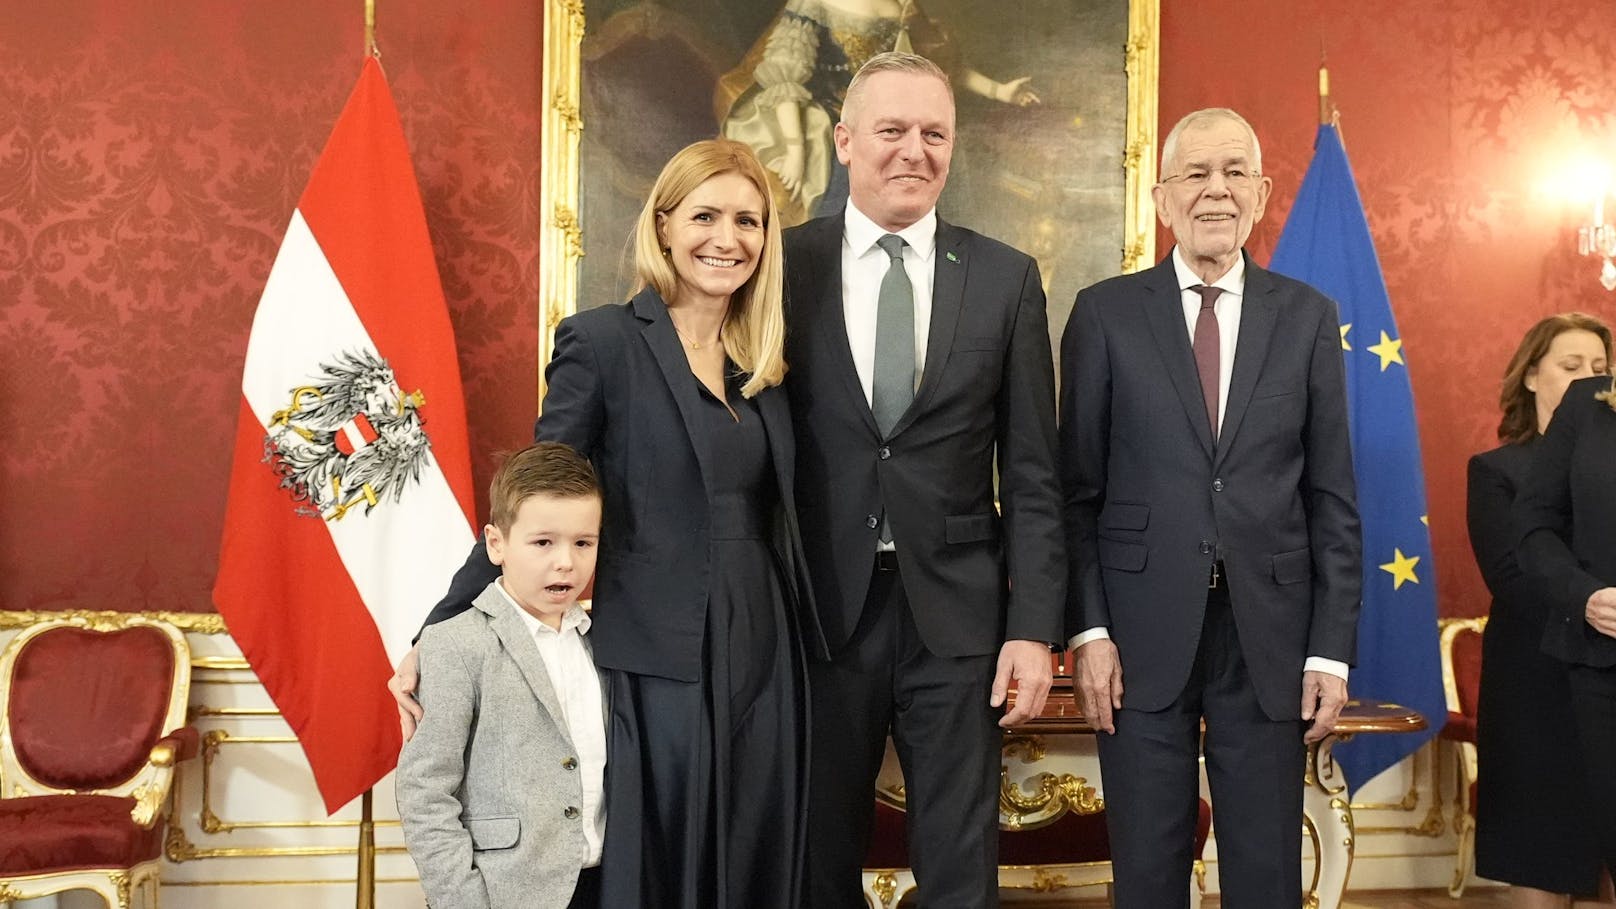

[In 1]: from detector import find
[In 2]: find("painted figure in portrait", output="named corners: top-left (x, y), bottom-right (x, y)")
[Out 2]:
top-left (715, 0), bottom-right (1040, 225)
top-left (574, 0), bottom-right (1136, 354)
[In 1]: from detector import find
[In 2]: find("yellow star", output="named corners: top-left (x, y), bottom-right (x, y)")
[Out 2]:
top-left (1379, 549), bottom-right (1421, 590)
top-left (1367, 330), bottom-right (1405, 372)
top-left (1340, 323), bottom-right (1352, 351)
top-left (1420, 515), bottom-right (1428, 526)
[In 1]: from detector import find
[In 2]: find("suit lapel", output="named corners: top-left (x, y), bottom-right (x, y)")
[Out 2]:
top-left (892, 218), bottom-right (965, 438)
top-left (633, 289), bottom-right (717, 496)
top-left (1216, 256), bottom-right (1278, 470)
top-left (477, 588), bottom-right (570, 744)
top-left (804, 217), bottom-right (881, 438)
top-left (757, 383), bottom-right (794, 502)
top-left (1141, 258), bottom-right (1216, 459)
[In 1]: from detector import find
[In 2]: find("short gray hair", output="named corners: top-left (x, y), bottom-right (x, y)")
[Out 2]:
top-left (1160, 108), bottom-right (1263, 176)
top-left (841, 52), bottom-right (952, 126)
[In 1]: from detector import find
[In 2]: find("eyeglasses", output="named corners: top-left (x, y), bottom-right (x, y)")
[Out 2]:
top-left (1160, 167), bottom-right (1261, 189)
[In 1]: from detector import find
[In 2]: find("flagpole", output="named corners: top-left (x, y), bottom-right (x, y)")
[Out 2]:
top-left (352, 0), bottom-right (381, 888)
top-left (357, 788), bottom-right (376, 908)
top-left (1318, 63), bottom-right (1331, 125)
top-left (1318, 61), bottom-right (1338, 128)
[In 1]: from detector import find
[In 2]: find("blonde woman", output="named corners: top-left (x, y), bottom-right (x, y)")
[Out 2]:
top-left (399, 139), bottom-right (820, 908)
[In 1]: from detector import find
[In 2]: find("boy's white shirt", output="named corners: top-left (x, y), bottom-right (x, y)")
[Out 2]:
top-left (497, 580), bottom-right (607, 866)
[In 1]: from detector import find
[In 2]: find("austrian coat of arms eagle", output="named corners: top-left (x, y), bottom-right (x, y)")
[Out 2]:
top-left (262, 349), bottom-right (433, 521)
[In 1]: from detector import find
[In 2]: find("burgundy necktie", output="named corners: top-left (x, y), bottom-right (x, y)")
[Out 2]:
top-left (1191, 284), bottom-right (1223, 439)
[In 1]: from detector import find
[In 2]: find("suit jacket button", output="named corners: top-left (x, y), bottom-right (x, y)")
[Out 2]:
top-left (878, 446), bottom-right (891, 460)
top-left (1212, 479), bottom-right (1225, 492)
top-left (1199, 541), bottom-right (1212, 554)
top-left (564, 806), bottom-right (580, 819)
top-left (561, 756), bottom-right (578, 770)
top-left (866, 515), bottom-right (879, 529)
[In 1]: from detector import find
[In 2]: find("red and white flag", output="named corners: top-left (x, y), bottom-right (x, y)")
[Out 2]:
top-left (214, 58), bottom-right (476, 814)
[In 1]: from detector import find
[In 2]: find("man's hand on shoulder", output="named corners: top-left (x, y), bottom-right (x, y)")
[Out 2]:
top-left (389, 644), bottom-right (423, 741)
top-left (1301, 669), bottom-right (1348, 744)
top-left (993, 639), bottom-right (1054, 728)
top-left (1074, 638), bottom-right (1123, 734)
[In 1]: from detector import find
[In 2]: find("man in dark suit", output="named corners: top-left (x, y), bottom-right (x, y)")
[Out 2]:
top-left (782, 52), bottom-right (1066, 908)
top-left (1060, 108), bottom-right (1361, 908)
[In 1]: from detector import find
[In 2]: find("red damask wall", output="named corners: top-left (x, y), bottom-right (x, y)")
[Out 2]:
top-left (0, 2), bottom-right (542, 612)
top-left (5, 3), bottom-right (1616, 619)
top-left (1161, 0), bottom-right (1616, 617)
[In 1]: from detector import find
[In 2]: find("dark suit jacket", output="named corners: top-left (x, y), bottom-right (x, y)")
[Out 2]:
top-left (1515, 375), bottom-right (1616, 668)
top-left (1059, 253), bottom-right (1361, 721)
top-left (1468, 442), bottom-right (1542, 614)
top-left (782, 213), bottom-right (1066, 658)
top-left (422, 289), bottom-right (825, 682)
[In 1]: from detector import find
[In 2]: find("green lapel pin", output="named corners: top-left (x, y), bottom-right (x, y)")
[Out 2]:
top-left (945, 251), bottom-right (959, 263)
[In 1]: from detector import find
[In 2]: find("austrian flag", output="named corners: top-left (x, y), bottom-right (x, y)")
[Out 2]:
top-left (214, 58), bottom-right (476, 814)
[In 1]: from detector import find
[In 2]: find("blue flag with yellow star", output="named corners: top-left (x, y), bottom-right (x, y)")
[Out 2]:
top-left (1270, 123), bottom-right (1445, 793)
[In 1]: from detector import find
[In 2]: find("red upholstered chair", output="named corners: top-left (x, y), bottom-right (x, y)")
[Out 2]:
top-left (1437, 616), bottom-right (1485, 898)
top-left (0, 615), bottom-right (199, 908)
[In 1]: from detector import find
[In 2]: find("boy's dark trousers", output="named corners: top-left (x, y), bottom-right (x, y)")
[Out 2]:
top-left (566, 865), bottom-right (602, 909)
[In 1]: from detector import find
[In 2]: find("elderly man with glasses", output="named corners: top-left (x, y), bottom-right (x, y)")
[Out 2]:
top-left (1058, 107), bottom-right (1363, 909)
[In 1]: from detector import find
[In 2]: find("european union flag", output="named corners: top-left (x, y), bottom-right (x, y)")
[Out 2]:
top-left (1270, 124), bottom-right (1446, 793)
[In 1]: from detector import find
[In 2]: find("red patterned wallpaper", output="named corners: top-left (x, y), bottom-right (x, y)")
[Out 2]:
top-left (0, 2), bottom-right (542, 612)
top-left (6, 2), bottom-right (1616, 620)
top-left (1161, 0), bottom-right (1616, 617)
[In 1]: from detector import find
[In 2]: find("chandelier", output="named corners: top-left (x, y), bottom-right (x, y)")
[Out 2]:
top-left (1577, 196), bottom-right (1616, 291)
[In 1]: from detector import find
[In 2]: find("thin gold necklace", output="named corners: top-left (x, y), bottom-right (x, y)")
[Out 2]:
top-left (669, 316), bottom-right (721, 350)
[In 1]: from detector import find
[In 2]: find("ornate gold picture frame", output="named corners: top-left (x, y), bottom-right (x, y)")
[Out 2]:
top-left (538, 0), bottom-right (1158, 397)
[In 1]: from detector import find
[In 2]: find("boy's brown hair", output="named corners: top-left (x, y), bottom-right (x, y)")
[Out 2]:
top-left (487, 442), bottom-right (599, 532)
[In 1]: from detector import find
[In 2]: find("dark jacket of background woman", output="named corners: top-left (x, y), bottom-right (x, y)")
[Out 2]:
top-left (1516, 375), bottom-right (1616, 668)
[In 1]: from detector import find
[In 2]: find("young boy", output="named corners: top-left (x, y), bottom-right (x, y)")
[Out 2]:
top-left (398, 442), bottom-right (606, 909)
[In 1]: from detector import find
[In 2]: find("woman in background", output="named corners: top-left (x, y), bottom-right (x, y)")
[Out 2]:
top-left (1469, 313), bottom-right (1611, 907)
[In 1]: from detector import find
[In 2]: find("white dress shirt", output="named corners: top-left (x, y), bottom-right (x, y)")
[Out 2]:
top-left (498, 581), bottom-right (608, 866)
top-left (1068, 249), bottom-right (1348, 683)
top-left (841, 202), bottom-right (936, 408)
top-left (843, 202), bottom-right (937, 553)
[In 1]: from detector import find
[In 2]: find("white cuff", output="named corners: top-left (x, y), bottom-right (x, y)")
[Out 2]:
top-left (1067, 627), bottom-right (1111, 652)
top-left (1304, 657), bottom-right (1349, 682)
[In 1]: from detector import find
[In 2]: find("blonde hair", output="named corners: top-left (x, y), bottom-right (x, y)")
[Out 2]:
top-left (841, 52), bottom-right (952, 127)
top-left (632, 139), bottom-right (786, 397)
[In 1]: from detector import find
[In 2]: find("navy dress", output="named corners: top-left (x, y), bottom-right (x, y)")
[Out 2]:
top-left (598, 366), bottom-right (809, 908)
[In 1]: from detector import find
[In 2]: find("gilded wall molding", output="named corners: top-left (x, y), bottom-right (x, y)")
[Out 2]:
top-left (0, 609), bottom-right (226, 634)
top-left (538, 0), bottom-right (587, 407)
top-left (1122, 0), bottom-right (1160, 274)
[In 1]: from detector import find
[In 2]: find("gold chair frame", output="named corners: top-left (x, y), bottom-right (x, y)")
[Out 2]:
top-left (859, 780), bottom-right (1206, 909)
top-left (0, 614), bottom-right (193, 909)
top-left (1437, 615), bottom-right (1486, 899)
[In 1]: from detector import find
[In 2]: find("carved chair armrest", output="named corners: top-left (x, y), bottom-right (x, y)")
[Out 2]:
top-left (128, 726), bottom-right (201, 828)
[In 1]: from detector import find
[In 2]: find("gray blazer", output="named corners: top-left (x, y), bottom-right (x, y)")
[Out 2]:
top-left (397, 583), bottom-right (607, 909)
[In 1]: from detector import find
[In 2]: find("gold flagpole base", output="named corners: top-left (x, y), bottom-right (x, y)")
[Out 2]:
top-left (356, 788), bottom-right (376, 909)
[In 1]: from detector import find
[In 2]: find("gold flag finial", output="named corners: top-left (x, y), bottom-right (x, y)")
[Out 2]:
top-left (364, 0), bottom-right (378, 58)
top-left (1318, 63), bottom-right (1333, 125)
top-left (1317, 47), bottom-right (1339, 128)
